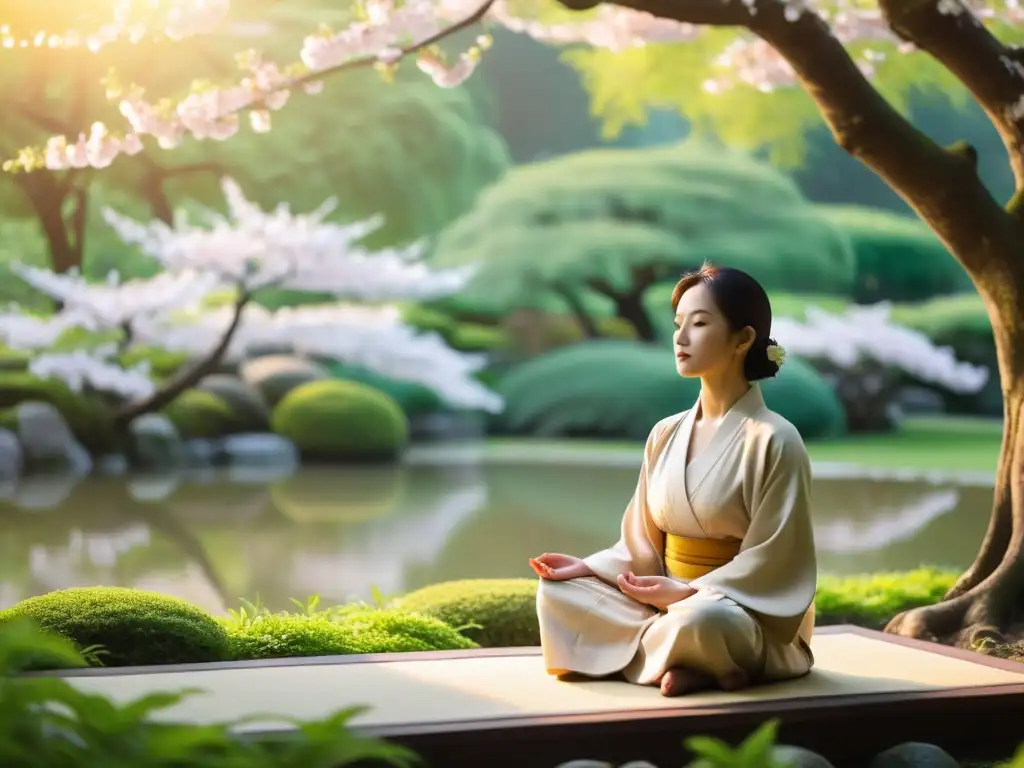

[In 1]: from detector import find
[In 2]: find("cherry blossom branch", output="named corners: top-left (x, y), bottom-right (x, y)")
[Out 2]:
top-left (878, 0), bottom-right (1024, 192)
top-left (112, 289), bottom-right (252, 427)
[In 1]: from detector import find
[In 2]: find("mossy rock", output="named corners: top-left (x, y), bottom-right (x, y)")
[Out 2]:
top-left (239, 355), bottom-right (330, 408)
top-left (0, 373), bottom-right (116, 453)
top-left (0, 587), bottom-right (230, 667)
top-left (196, 374), bottom-right (271, 431)
top-left (163, 390), bottom-right (245, 439)
top-left (392, 579), bottom-right (541, 647)
top-left (271, 380), bottom-right (409, 462)
top-left (224, 609), bottom-right (477, 660)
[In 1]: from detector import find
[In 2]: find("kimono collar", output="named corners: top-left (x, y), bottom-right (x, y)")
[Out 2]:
top-left (692, 383), bottom-right (765, 423)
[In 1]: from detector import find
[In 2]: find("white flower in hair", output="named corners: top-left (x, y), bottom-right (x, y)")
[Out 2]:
top-left (766, 342), bottom-right (787, 367)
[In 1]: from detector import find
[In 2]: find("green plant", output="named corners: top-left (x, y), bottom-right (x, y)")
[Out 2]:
top-left (815, 568), bottom-right (958, 629)
top-left (271, 379), bottom-right (409, 462)
top-left (0, 372), bottom-right (117, 453)
top-left (685, 719), bottom-right (785, 768)
top-left (163, 389), bottom-right (244, 439)
top-left (0, 618), bottom-right (419, 767)
top-left (0, 587), bottom-right (231, 667)
top-left (495, 340), bottom-right (845, 441)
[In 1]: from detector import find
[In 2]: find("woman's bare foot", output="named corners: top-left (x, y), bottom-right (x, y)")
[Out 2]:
top-left (659, 667), bottom-right (715, 697)
top-left (717, 670), bottom-right (749, 692)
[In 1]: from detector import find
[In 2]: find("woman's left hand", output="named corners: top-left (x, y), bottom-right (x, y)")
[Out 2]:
top-left (617, 572), bottom-right (696, 611)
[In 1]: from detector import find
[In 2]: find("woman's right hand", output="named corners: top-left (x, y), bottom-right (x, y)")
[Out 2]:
top-left (529, 553), bottom-right (593, 581)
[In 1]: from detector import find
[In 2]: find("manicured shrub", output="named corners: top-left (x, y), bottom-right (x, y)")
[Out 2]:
top-left (271, 380), bottom-right (409, 462)
top-left (163, 389), bottom-right (243, 439)
top-left (0, 587), bottom-right (230, 666)
top-left (391, 579), bottom-right (540, 648)
top-left (818, 205), bottom-right (973, 303)
top-left (224, 610), bottom-right (477, 660)
top-left (495, 339), bottom-right (845, 441)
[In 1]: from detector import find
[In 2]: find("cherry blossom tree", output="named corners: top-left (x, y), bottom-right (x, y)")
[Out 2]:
top-left (0, 176), bottom-right (502, 429)
top-left (772, 305), bottom-right (989, 431)
top-left (4, 0), bottom-right (1024, 646)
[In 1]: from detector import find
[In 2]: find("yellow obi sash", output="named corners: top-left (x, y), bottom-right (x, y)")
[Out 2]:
top-left (664, 534), bottom-right (742, 580)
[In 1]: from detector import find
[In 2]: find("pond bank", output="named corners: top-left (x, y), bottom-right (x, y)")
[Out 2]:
top-left (406, 438), bottom-right (997, 488)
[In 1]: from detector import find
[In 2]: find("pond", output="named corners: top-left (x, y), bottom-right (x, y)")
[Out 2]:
top-left (0, 459), bottom-right (993, 615)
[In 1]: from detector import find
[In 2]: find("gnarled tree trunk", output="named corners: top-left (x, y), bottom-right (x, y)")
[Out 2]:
top-left (887, 265), bottom-right (1024, 645)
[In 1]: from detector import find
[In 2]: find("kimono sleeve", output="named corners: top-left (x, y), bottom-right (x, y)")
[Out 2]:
top-left (581, 418), bottom-right (674, 584)
top-left (688, 425), bottom-right (817, 644)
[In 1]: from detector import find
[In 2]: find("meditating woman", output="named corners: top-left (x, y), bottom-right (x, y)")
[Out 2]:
top-left (529, 264), bottom-right (816, 697)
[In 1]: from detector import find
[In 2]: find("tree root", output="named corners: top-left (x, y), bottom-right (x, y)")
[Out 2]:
top-left (885, 577), bottom-right (1016, 649)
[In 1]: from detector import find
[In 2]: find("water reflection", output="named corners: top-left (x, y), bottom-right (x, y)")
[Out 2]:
top-left (0, 461), bottom-right (993, 612)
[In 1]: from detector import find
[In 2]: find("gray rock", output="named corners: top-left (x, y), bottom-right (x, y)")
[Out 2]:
top-left (183, 438), bottom-right (222, 467)
top-left (220, 433), bottom-right (299, 469)
top-left (771, 745), bottom-right (836, 768)
top-left (0, 427), bottom-right (24, 482)
top-left (869, 742), bottom-right (960, 768)
top-left (16, 401), bottom-right (91, 476)
top-left (896, 386), bottom-right (947, 416)
top-left (96, 454), bottom-right (129, 476)
top-left (129, 413), bottom-right (186, 470)
top-left (239, 354), bottom-right (329, 408)
top-left (197, 374), bottom-right (271, 431)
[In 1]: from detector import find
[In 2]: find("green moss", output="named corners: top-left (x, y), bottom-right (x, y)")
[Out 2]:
top-left (163, 390), bottom-right (243, 439)
top-left (271, 380), bottom-right (409, 462)
top-left (449, 323), bottom-right (510, 353)
top-left (815, 568), bottom-right (958, 628)
top-left (224, 610), bottom-right (477, 660)
top-left (0, 587), bottom-right (230, 667)
top-left (392, 579), bottom-right (539, 648)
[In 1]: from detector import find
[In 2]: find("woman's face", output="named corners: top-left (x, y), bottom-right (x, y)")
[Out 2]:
top-left (672, 282), bottom-right (751, 378)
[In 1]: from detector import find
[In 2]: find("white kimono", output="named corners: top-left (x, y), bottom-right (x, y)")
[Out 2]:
top-left (536, 384), bottom-right (816, 686)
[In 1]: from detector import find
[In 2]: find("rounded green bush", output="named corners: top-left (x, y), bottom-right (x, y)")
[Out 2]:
top-left (0, 587), bottom-right (230, 667)
top-left (818, 205), bottom-right (973, 303)
top-left (163, 390), bottom-right (243, 439)
top-left (495, 340), bottom-right (845, 441)
top-left (225, 610), bottom-right (477, 660)
top-left (271, 380), bottom-right (409, 462)
top-left (392, 579), bottom-right (540, 648)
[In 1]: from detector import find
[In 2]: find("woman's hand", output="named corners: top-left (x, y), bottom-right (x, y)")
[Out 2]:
top-left (529, 553), bottom-right (594, 581)
top-left (617, 572), bottom-right (696, 611)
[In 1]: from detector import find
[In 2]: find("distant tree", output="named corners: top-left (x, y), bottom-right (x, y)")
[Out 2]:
top-left (433, 139), bottom-right (854, 341)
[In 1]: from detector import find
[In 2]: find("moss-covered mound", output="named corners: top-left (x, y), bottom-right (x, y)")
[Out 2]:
top-left (163, 390), bottom-right (244, 439)
top-left (392, 579), bottom-right (540, 648)
top-left (0, 587), bottom-right (230, 666)
top-left (815, 568), bottom-right (959, 629)
top-left (224, 609), bottom-right (477, 660)
top-left (271, 380), bottom-right (409, 462)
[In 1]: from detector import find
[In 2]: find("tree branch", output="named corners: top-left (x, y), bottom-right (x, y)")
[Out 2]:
top-left (138, 158), bottom-right (224, 224)
top-left (602, 0), bottom-right (1020, 276)
top-left (878, 0), bottom-right (1024, 191)
top-left (113, 291), bottom-right (251, 427)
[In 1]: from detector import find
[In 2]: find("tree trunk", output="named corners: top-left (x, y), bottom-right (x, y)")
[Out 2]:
top-left (886, 267), bottom-right (1024, 646)
top-left (553, 284), bottom-right (602, 339)
top-left (612, 293), bottom-right (657, 343)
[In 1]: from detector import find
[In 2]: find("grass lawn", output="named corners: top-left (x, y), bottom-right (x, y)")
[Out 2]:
top-left (486, 416), bottom-right (1003, 474)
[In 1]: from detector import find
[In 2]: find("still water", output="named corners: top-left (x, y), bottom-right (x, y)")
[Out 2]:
top-left (0, 461), bottom-right (992, 615)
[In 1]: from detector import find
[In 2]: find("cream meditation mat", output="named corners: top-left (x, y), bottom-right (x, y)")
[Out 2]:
top-left (62, 630), bottom-right (1024, 733)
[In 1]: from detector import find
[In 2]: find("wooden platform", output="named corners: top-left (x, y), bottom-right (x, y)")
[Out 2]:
top-left (43, 626), bottom-right (1024, 767)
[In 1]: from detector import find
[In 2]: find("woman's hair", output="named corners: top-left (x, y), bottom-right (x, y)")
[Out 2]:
top-left (671, 263), bottom-right (780, 381)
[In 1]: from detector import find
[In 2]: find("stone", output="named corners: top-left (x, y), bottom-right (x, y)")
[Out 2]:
top-left (896, 386), bottom-right (946, 416)
top-left (183, 438), bottom-right (223, 467)
top-left (197, 374), bottom-right (271, 431)
top-left (16, 401), bottom-right (91, 476)
top-left (239, 354), bottom-right (330, 408)
top-left (129, 413), bottom-right (187, 470)
top-left (0, 428), bottom-right (24, 483)
top-left (771, 745), bottom-right (836, 768)
top-left (220, 433), bottom-right (299, 469)
top-left (868, 742), bottom-right (960, 768)
top-left (96, 454), bottom-right (129, 476)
